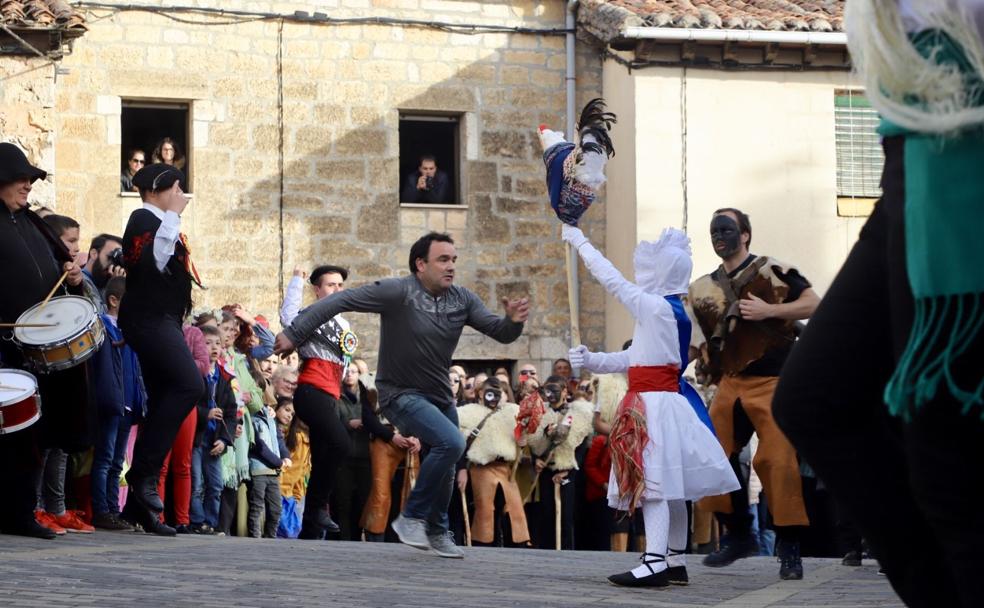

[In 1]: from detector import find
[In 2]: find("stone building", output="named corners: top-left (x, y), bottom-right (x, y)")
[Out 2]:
top-left (44, 0), bottom-right (606, 375)
top-left (1, 0), bottom-right (87, 208)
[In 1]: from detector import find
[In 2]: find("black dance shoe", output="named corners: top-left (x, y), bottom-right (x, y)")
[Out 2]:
top-left (126, 474), bottom-right (164, 513)
top-left (702, 535), bottom-right (754, 568)
top-left (608, 553), bottom-right (670, 588)
top-left (314, 507), bottom-right (340, 533)
top-left (3, 519), bottom-right (58, 540)
top-left (666, 547), bottom-right (689, 585)
top-left (121, 502), bottom-right (176, 537)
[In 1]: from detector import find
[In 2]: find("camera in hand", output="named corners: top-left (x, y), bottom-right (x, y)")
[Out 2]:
top-left (424, 175), bottom-right (434, 191)
top-left (107, 247), bottom-right (125, 268)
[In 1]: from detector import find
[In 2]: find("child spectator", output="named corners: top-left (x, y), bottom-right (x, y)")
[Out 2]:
top-left (189, 325), bottom-right (237, 534)
top-left (248, 402), bottom-right (291, 538)
top-left (90, 276), bottom-right (145, 530)
top-left (34, 214), bottom-right (93, 534)
top-left (277, 400), bottom-right (311, 539)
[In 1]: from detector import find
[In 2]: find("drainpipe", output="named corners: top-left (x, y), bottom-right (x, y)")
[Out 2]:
top-left (620, 27), bottom-right (847, 46)
top-left (566, 0), bottom-right (581, 348)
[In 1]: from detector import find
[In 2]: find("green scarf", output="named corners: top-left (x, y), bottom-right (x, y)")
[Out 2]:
top-left (881, 30), bottom-right (984, 419)
top-left (221, 408), bottom-right (254, 489)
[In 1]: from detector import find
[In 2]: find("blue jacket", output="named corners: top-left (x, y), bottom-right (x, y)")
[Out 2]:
top-left (249, 407), bottom-right (288, 476)
top-left (91, 314), bottom-right (146, 418)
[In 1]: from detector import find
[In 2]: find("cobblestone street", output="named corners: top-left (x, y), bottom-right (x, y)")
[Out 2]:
top-left (0, 532), bottom-right (901, 607)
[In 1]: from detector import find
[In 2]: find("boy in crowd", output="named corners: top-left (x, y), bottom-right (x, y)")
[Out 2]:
top-left (90, 276), bottom-right (145, 531)
top-left (248, 399), bottom-right (291, 538)
top-left (190, 325), bottom-right (238, 535)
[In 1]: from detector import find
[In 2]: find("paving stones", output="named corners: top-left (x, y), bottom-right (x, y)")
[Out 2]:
top-left (0, 533), bottom-right (901, 607)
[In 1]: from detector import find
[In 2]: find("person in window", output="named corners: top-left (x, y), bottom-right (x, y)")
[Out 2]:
top-left (152, 137), bottom-right (186, 171)
top-left (121, 149), bottom-right (145, 193)
top-left (401, 154), bottom-right (450, 204)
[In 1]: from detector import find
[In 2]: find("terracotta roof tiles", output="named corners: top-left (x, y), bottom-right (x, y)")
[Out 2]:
top-left (579, 0), bottom-right (843, 42)
top-left (1, 0), bottom-right (87, 32)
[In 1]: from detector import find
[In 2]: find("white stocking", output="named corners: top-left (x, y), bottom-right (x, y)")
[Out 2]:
top-left (631, 499), bottom-right (668, 578)
top-left (667, 500), bottom-right (688, 567)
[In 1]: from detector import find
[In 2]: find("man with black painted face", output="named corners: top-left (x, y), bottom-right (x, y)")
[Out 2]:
top-left (688, 207), bottom-right (820, 581)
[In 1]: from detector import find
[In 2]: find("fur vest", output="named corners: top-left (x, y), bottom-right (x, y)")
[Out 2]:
top-left (527, 399), bottom-right (594, 471)
top-left (593, 373), bottom-right (627, 425)
top-left (457, 401), bottom-right (521, 465)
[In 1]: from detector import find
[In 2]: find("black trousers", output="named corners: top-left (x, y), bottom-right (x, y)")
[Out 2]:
top-left (120, 314), bottom-right (203, 483)
top-left (773, 136), bottom-right (984, 608)
top-left (293, 383), bottom-right (351, 526)
top-left (534, 469), bottom-right (576, 550)
top-left (330, 457), bottom-right (371, 541)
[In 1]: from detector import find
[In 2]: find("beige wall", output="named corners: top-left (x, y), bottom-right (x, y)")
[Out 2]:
top-left (46, 0), bottom-right (605, 372)
top-left (1, 56), bottom-right (57, 207)
top-left (603, 60), bottom-right (868, 350)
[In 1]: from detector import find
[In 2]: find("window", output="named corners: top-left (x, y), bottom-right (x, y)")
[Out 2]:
top-left (120, 101), bottom-right (191, 194)
top-left (399, 114), bottom-right (459, 205)
top-left (835, 90), bottom-right (883, 204)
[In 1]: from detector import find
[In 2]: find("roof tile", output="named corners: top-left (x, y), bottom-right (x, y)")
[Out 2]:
top-left (1, 0), bottom-right (87, 32)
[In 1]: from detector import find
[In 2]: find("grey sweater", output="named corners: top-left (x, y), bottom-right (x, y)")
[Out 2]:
top-left (283, 275), bottom-right (524, 409)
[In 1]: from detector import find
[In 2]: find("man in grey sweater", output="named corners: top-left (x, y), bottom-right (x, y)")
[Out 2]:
top-left (275, 232), bottom-right (529, 557)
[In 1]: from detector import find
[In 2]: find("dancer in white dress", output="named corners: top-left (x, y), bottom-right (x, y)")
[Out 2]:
top-left (564, 224), bottom-right (739, 588)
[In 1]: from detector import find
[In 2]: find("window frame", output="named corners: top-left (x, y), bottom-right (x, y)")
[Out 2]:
top-left (119, 98), bottom-right (193, 197)
top-left (398, 112), bottom-right (461, 207)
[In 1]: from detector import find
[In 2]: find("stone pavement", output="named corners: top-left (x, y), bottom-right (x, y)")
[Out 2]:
top-left (0, 532), bottom-right (902, 607)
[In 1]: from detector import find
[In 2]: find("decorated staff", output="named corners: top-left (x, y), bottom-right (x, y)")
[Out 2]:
top-left (538, 98), bottom-right (616, 345)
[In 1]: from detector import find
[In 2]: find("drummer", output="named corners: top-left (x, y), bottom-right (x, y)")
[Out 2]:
top-left (0, 142), bottom-right (85, 539)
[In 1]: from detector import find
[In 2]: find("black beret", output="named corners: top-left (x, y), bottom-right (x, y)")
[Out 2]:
top-left (132, 163), bottom-right (186, 192)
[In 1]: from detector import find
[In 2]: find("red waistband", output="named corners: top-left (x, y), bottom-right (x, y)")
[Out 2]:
top-left (298, 358), bottom-right (342, 399)
top-left (627, 365), bottom-right (679, 393)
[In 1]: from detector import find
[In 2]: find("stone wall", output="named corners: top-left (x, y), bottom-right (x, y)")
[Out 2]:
top-left (53, 0), bottom-right (606, 373)
top-left (1, 55), bottom-right (57, 206)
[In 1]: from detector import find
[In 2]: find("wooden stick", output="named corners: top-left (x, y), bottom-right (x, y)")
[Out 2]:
top-left (39, 270), bottom-right (70, 311)
top-left (0, 384), bottom-right (26, 391)
top-left (0, 323), bottom-right (56, 328)
top-left (565, 243), bottom-right (581, 346)
top-left (554, 481), bottom-right (562, 551)
top-left (461, 488), bottom-right (472, 547)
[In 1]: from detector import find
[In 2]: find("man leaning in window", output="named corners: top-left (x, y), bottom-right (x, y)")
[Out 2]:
top-left (401, 154), bottom-right (450, 204)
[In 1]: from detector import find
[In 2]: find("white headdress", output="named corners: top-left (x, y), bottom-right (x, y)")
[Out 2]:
top-left (633, 227), bottom-right (693, 296)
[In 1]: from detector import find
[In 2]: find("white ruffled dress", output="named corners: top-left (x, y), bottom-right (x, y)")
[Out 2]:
top-left (573, 236), bottom-right (740, 509)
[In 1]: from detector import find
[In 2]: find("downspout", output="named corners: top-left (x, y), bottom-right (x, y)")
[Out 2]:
top-left (566, 0), bottom-right (580, 347)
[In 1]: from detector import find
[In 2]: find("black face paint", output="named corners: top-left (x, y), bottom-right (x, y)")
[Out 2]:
top-left (710, 215), bottom-right (742, 259)
top-left (540, 384), bottom-right (563, 406)
top-left (482, 389), bottom-right (501, 408)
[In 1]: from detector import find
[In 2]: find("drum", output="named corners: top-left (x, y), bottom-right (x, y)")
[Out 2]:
top-left (0, 369), bottom-right (41, 435)
top-left (13, 296), bottom-right (105, 373)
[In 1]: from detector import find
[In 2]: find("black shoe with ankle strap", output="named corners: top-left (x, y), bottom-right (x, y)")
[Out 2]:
top-left (607, 553), bottom-right (670, 588)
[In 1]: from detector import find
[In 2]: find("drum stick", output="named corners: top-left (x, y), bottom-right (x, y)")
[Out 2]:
top-left (461, 489), bottom-right (472, 547)
top-left (554, 481), bottom-right (562, 551)
top-left (39, 270), bottom-right (70, 310)
top-left (0, 323), bottom-right (56, 328)
top-left (0, 384), bottom-right (25, 391)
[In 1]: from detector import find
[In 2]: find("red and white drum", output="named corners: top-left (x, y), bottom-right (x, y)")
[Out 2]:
top-left (0, 369), bottom-right (42, 435)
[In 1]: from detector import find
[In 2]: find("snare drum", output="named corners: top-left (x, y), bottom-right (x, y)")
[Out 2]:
top-left (0, 369), bottom-right (42, 435)
top-left (13, 296), bottom-right (105, 373)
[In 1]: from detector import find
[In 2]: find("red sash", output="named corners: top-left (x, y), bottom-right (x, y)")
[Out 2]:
top-left (610, 365), bottom-right (679, 514)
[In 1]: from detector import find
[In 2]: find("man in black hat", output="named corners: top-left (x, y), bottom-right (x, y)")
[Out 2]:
top-left (118, 162), bottom-right (204, 535)
top-left (0, 142), bottom-right (85, 539)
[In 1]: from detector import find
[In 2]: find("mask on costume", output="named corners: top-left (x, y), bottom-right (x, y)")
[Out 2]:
top-left (633, 227), bottom-right (693, 296)
top-left (540, 384), bottom-right (563, 407)
top-left (482, 388), bottom-right (501, 408)
top-left (710, 215), bottom-right (742, 260)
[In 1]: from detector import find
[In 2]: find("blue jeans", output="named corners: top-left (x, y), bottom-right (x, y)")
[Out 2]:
top-left (90, 411), bottom-right (132, 515)
top-left (381, 393), bottom-right (464, 535)
top-left (190, 441), bottom-right (224, 527)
